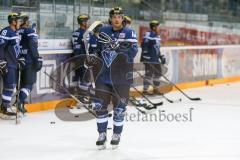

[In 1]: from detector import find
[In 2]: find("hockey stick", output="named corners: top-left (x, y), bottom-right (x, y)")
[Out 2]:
top-left (133, 69), bottom-right (182, 103)
top-left (129, 96), bottom-right (150, 114)
top-left (129, 96), bottom-right (147, 107)
top-left (83, 21), bottom-right (103, 55)
top-left (161, 94), bottom-right (182, 103)
top-left (162, 75), bottom-right (201, 101)
top-left (82, 21), bottom-right (103, 88)
top-left (134, 106), bottom-right (147, 115)
top-left (15, 69), bottom-right (21, 124)
top-left (128, 97), bottom-right (148, 114)
top-left (129, 96), bottom-right (159, 110)
top-left (44, 71), bottom-right (112, 118)
top-left (148, 64), bottom-right (201, 101)
top-left (131, 85), bottom-right (163, 109)
top-left (84, 21), bottom-right (103, 40)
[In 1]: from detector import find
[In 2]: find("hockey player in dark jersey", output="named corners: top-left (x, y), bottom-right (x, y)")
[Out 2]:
top-left (88, 33), bottom-right (98, 55)
top-left (0, 13), bottom-right (24, 119)
top-left (88, 21), bottom-right (104, 56)
top-left (140, 20), bottom-right (165, 95)
top-left (92, 7), bottom-right (138, 149)
top-left (17, 13), bottom-right (42, 114)
top-left (72, 14), bottom-right (91, 90)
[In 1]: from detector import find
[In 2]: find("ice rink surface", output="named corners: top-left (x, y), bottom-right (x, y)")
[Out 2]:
top-left (1, 82), bottom-right (240, 160)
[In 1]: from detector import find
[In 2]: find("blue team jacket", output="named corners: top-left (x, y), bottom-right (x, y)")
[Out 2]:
top-left (72, 28), bottom-right (86, 56)
top-left (18, 27), bottom-right (40, 66)
top-left (96, 25), bottom-right (138, 85)
top-left (0, 26), bottom-right (21, 69)
top-left (140, 31), bottom-right (161, 63)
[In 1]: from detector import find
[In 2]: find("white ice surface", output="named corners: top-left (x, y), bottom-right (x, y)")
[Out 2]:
top-left (1, 82), bottom-right (240, 160)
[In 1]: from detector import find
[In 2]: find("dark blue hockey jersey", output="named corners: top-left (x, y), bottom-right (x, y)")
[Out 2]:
top-left (0, 26), bottom-right (21, 69)
top-left (72, 28), bottom-right (86, 56)
top-left (96, 25), bottom-right (138, 84)
top-left (18, 27), bottom-right (39, 65)
top-left (140, 31), bottom-right (161, 63)
top-left (88, 34), bottom-right (98, 55)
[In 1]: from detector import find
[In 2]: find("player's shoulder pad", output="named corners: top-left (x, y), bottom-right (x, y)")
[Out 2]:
top-left (72, 28), bottom-right (81, 37)
top-left (0, 26), bottom-right (19, 41)
top-left (17, 27), bottom-right (26, 35)
top-left (89, 34), bottom-right (97, 40)
top-left (123, 27), bottom-right (137, 38)
top-left (73, 28), bottom-right (85, 37)
top-left (99, 25), bottom-right (112, 33)
top-left (26, 28), bottom-right (38, 38)
top-left (118, 27), bottom-right (137, 43)
top-left (143, 31), bottom-right (150, 37)
top-left (150, 31), bottom-right (158, 37)
top-left (79, 28), bottom-right (86, 35)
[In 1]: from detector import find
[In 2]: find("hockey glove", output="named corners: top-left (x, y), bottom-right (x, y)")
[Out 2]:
top-left (98, 32), bottom-right (119, 50)
top-left (0, 60), bottom-right (8, 75)
top-left (18, 57), bottom-right (26, 70)
top-left (90, 102), bottom-right (102, 111)
top-left (84, 54), bottom-right (98, 68)
top-left (34, 57), bottom-right (43, 72)
top-left (159, 55), bottom-right (166, 65)
top-left (118, 41), bottom-right (132, 51)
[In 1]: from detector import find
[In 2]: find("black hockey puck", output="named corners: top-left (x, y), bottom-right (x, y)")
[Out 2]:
top-left (50, 121), bottom-right (55, 124)
top-left (74, 115), bottom-right (80, 118)
top-left (107, 127), bottom-right (112, 130)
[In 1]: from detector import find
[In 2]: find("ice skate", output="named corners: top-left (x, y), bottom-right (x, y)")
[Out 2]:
top-left (0, 105), bottom-right (16, 120)
top-left (96, 132), bottom-right (107, 150)
top-left (110, 133), bottom-right (121, 149)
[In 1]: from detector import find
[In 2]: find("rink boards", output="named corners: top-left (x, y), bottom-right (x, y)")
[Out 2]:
top-left (3, 43), bottom-right (240, 112)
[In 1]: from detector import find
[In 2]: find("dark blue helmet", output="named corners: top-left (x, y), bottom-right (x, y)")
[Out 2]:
top-left (109, 7), bottom-right (124, 17)
top-left (150, 20), bottom-right (160, 29)
top-left (8, 12), bottom-right (20, 23)
top-left (77, 14), bottom-right (89, 24)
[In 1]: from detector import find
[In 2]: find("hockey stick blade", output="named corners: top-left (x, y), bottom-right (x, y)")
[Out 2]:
top-left (133, 69), bottom-right (182, 104)
top-left (161, 94), bottom-right (182, 103)
top-left (135, 107), bottom-right (147, 114)
top-left (131, 85), bottom-right (163, 106)
top-left (83, 21), bottom-right (103, 46)
top-left (129, 98), bottom-right (154, 114)
top-left (190, 97), bottom-right (201, 101)
top-left (143, 105), bottom-right (157, 110)
top-left (162, 76), bottom-right (201, 101)
top-left (148, 65), bottom-right (202, 101)
top-left (143, 102), bottom-right (162, 110)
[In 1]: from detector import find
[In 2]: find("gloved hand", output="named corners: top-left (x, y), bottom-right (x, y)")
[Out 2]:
top-left (118, 41), bottom-right (132, 50)
top-left (98, 32), bottom-right (119, 50)
top-left (90, 102), bottom-right (102, 111)
top-left (18, 57), bottom-right (26, 70)
top-left (109, 40), bottom-right (120, 50)
top-left (159, 55), bottom-right (166, 65)
top-left (84, 54), bottom-right (98, 68)
top-left (34, 57), bottom-right (43, 71)
top-left (0, 59), bottom-right (8, 75)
